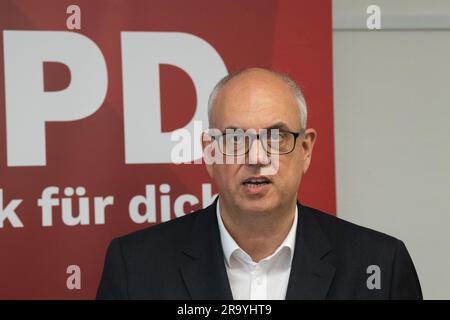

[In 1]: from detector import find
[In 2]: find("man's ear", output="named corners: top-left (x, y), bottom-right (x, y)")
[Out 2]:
top-left (201, 131), bottom-right (211, 152)
top-left (300, 128), bottom-right (317, 174)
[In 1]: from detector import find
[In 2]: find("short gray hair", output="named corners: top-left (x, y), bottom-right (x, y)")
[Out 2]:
top-left (207, 68), bottom-right (308, 129)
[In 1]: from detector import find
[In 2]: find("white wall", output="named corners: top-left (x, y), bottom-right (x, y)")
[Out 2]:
top-left (333, 0), bottom-right (450, 299)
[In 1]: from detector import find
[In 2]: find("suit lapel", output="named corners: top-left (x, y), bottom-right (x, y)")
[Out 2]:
top-left (285, 202), bottom-right (336, 299)
top-left (179, 198), bottom-right (233, 300)
top-left (179, 199), bottom-right (335, 300)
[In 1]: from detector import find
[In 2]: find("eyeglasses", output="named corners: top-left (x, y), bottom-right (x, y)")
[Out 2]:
top-left (211, 128), bottom-right (305, 156)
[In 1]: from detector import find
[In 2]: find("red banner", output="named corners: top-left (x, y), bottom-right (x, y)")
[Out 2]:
top-left (0, 0), bottom-right (334, 299)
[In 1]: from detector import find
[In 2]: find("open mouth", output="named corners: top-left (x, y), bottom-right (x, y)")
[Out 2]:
top-left (242, 176), bottom-right (272, 186)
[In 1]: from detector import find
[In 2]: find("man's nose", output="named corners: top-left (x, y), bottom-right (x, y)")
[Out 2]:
top-left (247, 138), bottom-right (270, 166)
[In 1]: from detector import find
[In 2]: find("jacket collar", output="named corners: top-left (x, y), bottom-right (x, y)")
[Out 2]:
top-left (179, 197), bottom-right (234, 299)
top-left (285, 202), bottom-right (336, 299)
top-left (179, 197), bottom-right (335, 300)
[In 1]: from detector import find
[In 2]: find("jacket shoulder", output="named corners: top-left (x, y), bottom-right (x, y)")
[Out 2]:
top-left (302, 205), bottom-right (400, 251)
top-left (301, 205), bottom-right (422, 299)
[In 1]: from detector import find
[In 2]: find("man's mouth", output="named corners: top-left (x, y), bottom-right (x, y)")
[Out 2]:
top-left (242, 176), bottom-right (272, 186)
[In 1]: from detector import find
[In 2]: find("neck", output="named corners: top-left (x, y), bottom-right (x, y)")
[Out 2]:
top-left (219, 198), bottom-right (297, 262)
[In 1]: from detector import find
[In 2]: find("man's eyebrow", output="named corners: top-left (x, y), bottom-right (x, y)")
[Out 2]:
top-left (222, 122), bottom-right (293, 131)
top-left (266, 122), bottom-right (292, 131)
top-left (224, 126), bottom-right (240, 130)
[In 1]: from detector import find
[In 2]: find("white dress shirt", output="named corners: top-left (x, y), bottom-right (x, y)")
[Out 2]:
top-left (216, 199), bottom-right (298, 300)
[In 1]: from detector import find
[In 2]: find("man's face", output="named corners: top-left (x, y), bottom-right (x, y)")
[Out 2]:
top-left (204, 70), bottom-right (316, 215)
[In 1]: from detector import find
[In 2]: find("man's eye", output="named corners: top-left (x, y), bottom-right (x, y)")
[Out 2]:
top-left (227, 134), bottom-right (244, 143)
top-left (271, 133), bottom-right (280, 140)
top-left (270, 132), bottom-right (284, 141)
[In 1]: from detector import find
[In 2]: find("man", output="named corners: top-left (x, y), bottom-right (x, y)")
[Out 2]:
top-left (97, 68), bottom-right (422, 299)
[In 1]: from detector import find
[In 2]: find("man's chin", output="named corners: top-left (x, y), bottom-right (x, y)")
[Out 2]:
top-left (236, 197), bottom-right (279, 215)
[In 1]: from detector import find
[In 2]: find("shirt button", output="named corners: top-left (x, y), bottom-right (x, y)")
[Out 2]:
top-left (256, 277), bottom-right (263, 285)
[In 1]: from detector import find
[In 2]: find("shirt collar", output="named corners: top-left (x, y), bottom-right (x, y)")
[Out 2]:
top-left (216, 198), bottom-right (298, 268)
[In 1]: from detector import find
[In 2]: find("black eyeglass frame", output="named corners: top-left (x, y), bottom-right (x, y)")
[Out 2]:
top-left (210, 128), bottom-right (306, 156)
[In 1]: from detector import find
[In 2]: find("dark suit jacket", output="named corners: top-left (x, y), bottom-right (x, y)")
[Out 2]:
top-left (96, 198), bottom-right (422, 299)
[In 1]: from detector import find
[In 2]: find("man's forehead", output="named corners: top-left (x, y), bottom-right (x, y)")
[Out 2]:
top-left (216, 113), bottom-right (300, 131)
top-left (213, 89), bottom-right (300, 131)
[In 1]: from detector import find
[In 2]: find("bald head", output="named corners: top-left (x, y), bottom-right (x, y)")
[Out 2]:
top-left (207, 68), bottom-right (307, 129)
